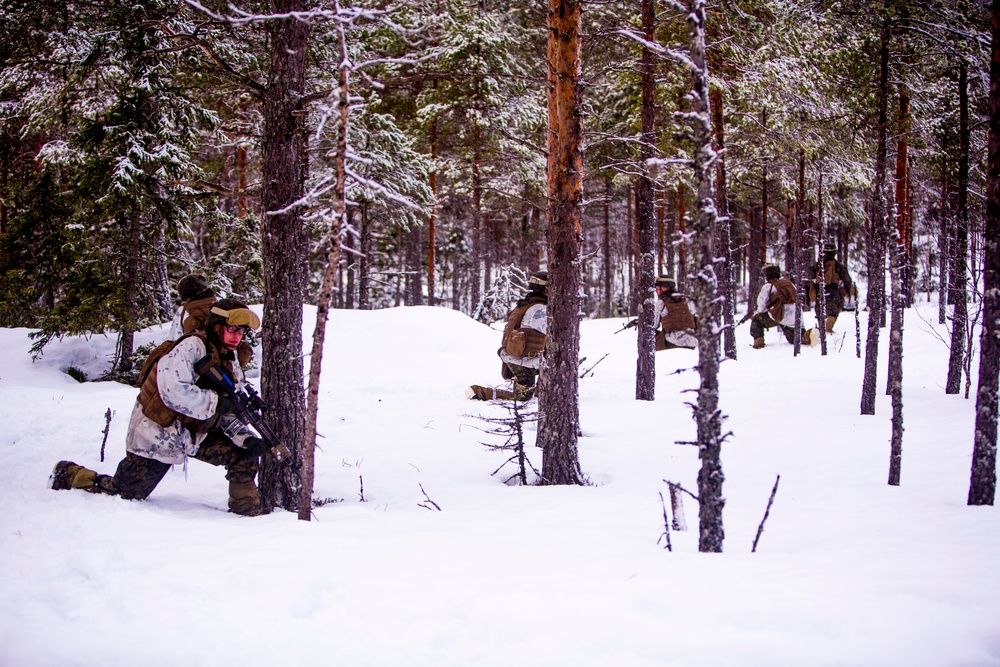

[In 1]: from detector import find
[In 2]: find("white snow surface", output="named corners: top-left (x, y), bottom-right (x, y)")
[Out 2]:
top-left (2, 302), bottom-right (999, 667)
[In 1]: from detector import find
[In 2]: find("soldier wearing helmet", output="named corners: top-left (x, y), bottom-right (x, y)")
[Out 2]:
top-left (50, 299), bottom-right (270, 516)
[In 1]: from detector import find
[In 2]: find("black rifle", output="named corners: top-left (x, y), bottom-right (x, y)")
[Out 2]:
top-left (614, 319), bottom-right (639, 334)
top-left (194, 354), bottom-right (291, 462)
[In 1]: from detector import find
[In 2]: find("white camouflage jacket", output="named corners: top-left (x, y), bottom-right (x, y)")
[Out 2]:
top-left (125, 336), bottom-right (253, 465)
top-left (499, 303), bottom-right (547, 370)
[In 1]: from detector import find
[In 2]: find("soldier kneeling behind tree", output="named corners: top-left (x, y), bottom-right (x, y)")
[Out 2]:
top-left (746, 264), bottom-right (815, 349)
top-left (467, 271), bottom-right (548, 402)
top-left (652, 276), bottom-right (697, 350)
top-left (49, 299), bottom-right (282, 516)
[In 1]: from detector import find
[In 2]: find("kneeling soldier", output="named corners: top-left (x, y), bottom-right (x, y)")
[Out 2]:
top-left (50, 299), bottom-right (272, 516)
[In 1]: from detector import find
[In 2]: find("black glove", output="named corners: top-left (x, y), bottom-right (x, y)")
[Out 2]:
top-left (243, 436), bottom-right (268, 458)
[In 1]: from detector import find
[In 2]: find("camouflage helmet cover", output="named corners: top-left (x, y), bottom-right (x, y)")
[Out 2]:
top-left (205, 298), bottom-right (261, 331)
top-left (654, 275), bottom-right (676, 290)
top-left (762, 264), bottom-right (782, 280)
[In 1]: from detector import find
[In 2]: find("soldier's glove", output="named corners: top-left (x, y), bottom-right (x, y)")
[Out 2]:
top-left (243, 436), bottom-right (269, 458)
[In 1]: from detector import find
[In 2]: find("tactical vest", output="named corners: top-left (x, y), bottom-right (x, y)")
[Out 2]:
top-left (660, 296), bottom-right (695, 333)
top-left (501, 296), bottom-right (547, 358)
top-left (136, 331), bottom-right (232, 431)
top-left (823, 259), bottom-right (839, 286)
top-left (767, 278), bottom-right (798, 322)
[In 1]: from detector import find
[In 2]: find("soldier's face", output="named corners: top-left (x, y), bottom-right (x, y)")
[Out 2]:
top-left (217, 324), bottom-right (245, 352)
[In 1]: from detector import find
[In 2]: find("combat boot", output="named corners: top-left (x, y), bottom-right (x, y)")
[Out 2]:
top-left (50, 461), bottom-right (119, 495)
top-left (802, 329), bottom-right (815, 347)
top-left (753, 337), bottom-right (765, 349)
top-left (228, 481), bottom-right (261, 516)
top-left (466, 385), bottom-right (495, 400)
top-left (49, 461), bottom-right (96, 490)
top-left (825, 315), bottom-right (837, 333)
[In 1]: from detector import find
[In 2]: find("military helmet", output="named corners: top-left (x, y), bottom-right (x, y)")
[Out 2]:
top-left (205, 298), bottom-right (261, 332)
top-left (528, 271), bottom-right (548, 291)
top-left (654, 275), bottom-right (676, 290)
top-left (823, 242), bottom-right (837, 255)
top-left (177, 274), bottom-right (211, 302)
top-left (762, 264), bottom-right (782, 280)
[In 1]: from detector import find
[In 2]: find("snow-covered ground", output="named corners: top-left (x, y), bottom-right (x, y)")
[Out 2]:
top-left (2, 300), bottom-right (998, 666)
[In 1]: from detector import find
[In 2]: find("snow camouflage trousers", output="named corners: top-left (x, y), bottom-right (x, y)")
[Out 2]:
top-left (501, 362), bottom-right (538, 401)
top-left (749, 312), bottom-right (807, 345)
top-left (111, 429), bottom-right (260, 500)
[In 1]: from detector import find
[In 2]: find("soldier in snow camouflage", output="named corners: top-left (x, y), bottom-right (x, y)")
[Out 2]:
top-left (50, 299), bottom-right (271, 516)
top-left (467, 271), bottom-right (548, 402)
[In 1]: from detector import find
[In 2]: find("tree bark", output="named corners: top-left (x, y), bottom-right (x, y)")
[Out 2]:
top-left (685, 0), bottom-right (724, 553)
top-left (792, 152), bottom-right (805, 356)
top-left (635, 0), bottom-right (657, 401)
top-left (710, 87), bottom-right (736, 360)
top-left (603, 176), bottom-right (613, 318)
top-left (888, 236), bottom-right (904, 486)
top-left (538, 0), bottom-right (584, 486)
top-left (947, 60), bottom-right (970, 395)
top-left (969, 4), bottom-right (1000, 506)
top-left (298, 6), bottom-right (350, 520)
top-left (860, 19), bottom-right (891, 416)
top-left (894, 90), bottom-right (912, 307)
top-left (259, 1), bottom-right (309, 512)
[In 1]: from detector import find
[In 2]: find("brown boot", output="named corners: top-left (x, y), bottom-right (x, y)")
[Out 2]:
top-left (49, 461), bottom-right (96, 490)
top-left (49, 461), bottom-right (119, 495)
top-left (228, 481), bottom-right (261, 516)
top-left (802, 329), bottom-right (813, 346)
top-left (466, 385), bottom-right (495, 400)
top-left (753, 337), bottom-right (765, 349)
top-left (825, 315), bottom-right (837, 333)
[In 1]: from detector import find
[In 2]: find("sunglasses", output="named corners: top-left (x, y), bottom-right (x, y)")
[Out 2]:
top-left (223, 324), bottom-right (249, 335)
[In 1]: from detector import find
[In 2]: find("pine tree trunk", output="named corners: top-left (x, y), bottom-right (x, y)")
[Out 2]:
top-left (406, 223), bottom-right (423, 305)
top-left (344, 208), bottom-right (356, 309)
top-left (684, 0), bottom-right (724, 553)
top-left (427, 121), bottom-right (438, 307)
top-left (298, 8), bottom-right (350, 520)
top-left (635, 0), bottom-right (657, 401)
top-left (969, 1), bottom-right (1000, 505)
top-left (359, 203), bottom-right (371, 310)
top-left (259, 3), bottom-right (309, 512)
top-left (894, 91), bottom-right (911, 307)
top-left (710, 87), bottom-right (736, 360)
top-left (939, 171), bottom-right (951, 324)
top-left (603, 176), bottom-right (613, 318)
top-left (947, 60), bottom-right (970, 395)
top-left (792, 152), bottom-right (805, 356)
top-left (471, 131), bottom-right (483, 314)
top-left (888, 238), bottom-right (904, 486)
top-left (539, 0), bottom-right (584, 486)
top-left (860, 20), bottom-right (891, 416)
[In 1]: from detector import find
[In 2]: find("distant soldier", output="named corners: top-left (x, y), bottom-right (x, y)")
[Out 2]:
top-left (810, 242), bottom-right (854, 333)
top-left (467, 271), bottom-right (548, 401)
top-left (652, 276), bottom-right (697, 350)
top-left (747, 264), bottom-right (814, 349)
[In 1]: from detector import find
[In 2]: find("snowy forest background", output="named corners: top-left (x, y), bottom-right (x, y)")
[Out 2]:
top-left (1, 0), bottom-right (990, 333)
top-left (2, 1), bottom-right (998, 520)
